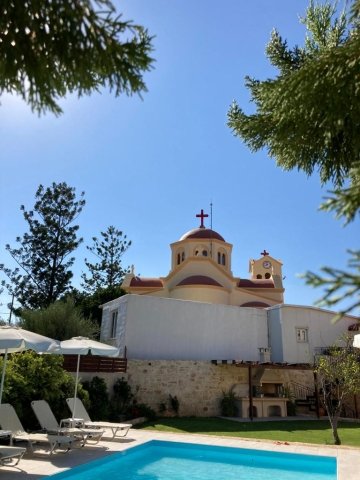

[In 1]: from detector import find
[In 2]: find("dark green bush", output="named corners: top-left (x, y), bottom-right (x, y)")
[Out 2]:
top-left (1, 351), bottom-right (78, 430)
top-left (220, 387), bottom-right (238, 417)
top-left (82, 376), bottom-right (110, 421)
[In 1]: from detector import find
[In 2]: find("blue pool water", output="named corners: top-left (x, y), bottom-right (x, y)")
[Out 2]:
top-left (49, 440), bottom-right (337, 480)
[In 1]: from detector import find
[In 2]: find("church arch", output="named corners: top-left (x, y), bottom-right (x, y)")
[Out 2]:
top-left (176, 249), bottom-right (185, 265)
top-left (217, 248), bottom-right (227, 266)
top-left (194, 245), bottom-right (208, 257)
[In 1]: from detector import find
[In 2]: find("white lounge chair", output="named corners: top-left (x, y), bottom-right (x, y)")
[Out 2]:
top-left (66, 397), bottom-right (132, 439)
top-left (31, 400), bottom-right (104, 445)
top-left (0, 404), bottom-right (73, 454)
top-left (0, 446), bottom-right (26, 466)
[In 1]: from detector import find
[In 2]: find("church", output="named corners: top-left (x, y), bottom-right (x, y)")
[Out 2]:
top-left (100, 211), bottom-right (358, 418)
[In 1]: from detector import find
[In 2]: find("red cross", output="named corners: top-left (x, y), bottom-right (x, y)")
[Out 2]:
top-left (261, 250), bottom-right (269, 256)
top-left (196, 209), bottom-right (208, 228)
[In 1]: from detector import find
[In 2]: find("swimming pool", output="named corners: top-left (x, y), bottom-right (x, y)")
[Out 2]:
top-left (49, 440), bottom-right (337, 480)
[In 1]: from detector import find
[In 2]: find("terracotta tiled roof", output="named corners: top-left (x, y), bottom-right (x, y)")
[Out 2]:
top-left (130, 277), bottom-right (163, 288)
top-left (179, 228), bottom-right (225, 242)
top-left (177, 275), bottom-right (223, 287)
top-left (240, 301), bottom-right (270, 309)
top-left (237, 279), bottom-right (274, 289)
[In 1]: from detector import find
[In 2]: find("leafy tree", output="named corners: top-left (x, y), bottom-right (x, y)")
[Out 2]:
top-left (228, 0), bottom-right (360, 316)
top-left (19, 298), bottom-right (99, 340)
top-left (0, 182), bottom-right (85, 309)
top-left (81, 225), bottom-right (131, 293)
top-left (70, 285), bottom-right (127, 326)
top-left (0, 0), bottom-right (154, 115)
top-left (315, 336), bottom-right (360, 445)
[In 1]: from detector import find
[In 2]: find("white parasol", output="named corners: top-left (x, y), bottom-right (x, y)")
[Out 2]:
top-left (353, 334), bottom-right (360, 349)
top-left (49, 337), bottom-right (119, 418)
top-left (0, 325), bottom-right (59, 404)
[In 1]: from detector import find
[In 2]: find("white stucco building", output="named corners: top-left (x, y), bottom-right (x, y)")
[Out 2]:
top-left (101, 294), bottom-right (355, 363)
top-left (101, 211), bottom-right (357, 363)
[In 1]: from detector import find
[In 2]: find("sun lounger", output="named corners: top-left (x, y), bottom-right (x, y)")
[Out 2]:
top-left (66, 397), bottom-right (131, 439)
top-left (0, 446), bottom-right (26, 466)
top-left (0, 404), bottom-right (73, 454)
top-left (31, 400), bottom-right (104, 445)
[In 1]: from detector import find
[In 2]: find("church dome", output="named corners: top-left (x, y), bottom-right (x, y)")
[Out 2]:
top-left (179, 228), bottom-right (225, 242)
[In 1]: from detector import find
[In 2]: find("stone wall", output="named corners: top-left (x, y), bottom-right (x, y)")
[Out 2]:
top-left (78, 360), bottom-right (315, 417)
top-left (124, 360), bottom-right (313, 417)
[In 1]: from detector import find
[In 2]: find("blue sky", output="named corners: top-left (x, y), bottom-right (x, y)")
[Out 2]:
top-left (0, 0), bottom-right (358, 320)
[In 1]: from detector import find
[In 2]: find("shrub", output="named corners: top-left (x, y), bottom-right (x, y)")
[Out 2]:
top-left (220, 387), bottom-right (238, 417)
top-left (2, 351), bottom-right (77, 430)
top-left (169, 394), bottom-right (180, 415)
top-left (82, 376), bottom-right (110, 421)
top-left (19, 299), bottom-right (99, 340)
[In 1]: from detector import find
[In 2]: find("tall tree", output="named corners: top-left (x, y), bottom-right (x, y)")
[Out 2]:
top-left (81, 225), bottom-right (131, 292)
top-left (315, 336), bottom-right (360, 445)
top-left (0, 0), bottom-right (154, 115)
top-left (0, 182), bottom-right (85, 309)
top-left (228, 0), bottom-right (360, 316)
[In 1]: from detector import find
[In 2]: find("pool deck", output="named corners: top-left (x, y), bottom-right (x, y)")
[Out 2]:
top-left (1, 428), bottom-right (359, 479)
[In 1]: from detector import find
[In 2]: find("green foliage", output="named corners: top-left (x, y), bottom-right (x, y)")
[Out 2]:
top-left (0, 182), bottom-right (85, 309)
top-left (1, 350), bottom-right (76, 430)
top-left (228, 0), bottom-right (360, 316)
top-left (0, 0), bottom-right (154, 115)
top-left (109, 377), bottom-right (155, 420)
top-left (228, 1), bottom-right (357, 187)
top-left (315, 336), bottom-right (360, 444)
top-left (304, 250), bottom-right (360, 319)
top-left (81, 226), bottom-right (131, 293)
top-left (82, 376), bottom-right (110, 421)
top-left (169, 394), bottom-right (180, 415)
top-left (18, 298), bottom-right (99, 341)
top-left (110, 377), bottom-right (134, 419)
top-left (69, 285), bottom-right (127, 326)
top-left (130, 402), bottom-right (156, 420)
top-left (220, 387), bottom-right (238, 417)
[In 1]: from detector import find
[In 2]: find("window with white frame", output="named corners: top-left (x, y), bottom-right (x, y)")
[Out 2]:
top-left (110, 310), bottom-right (118, 338)
top-left (296, 327), bottom-right (308, 343)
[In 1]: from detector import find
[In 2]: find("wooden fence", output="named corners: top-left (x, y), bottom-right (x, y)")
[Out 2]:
top-left (62, 355), bottom-right (127, 373)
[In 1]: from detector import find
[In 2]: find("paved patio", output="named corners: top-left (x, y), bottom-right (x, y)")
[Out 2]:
top-left (1, 427), bottom-right (359, 479)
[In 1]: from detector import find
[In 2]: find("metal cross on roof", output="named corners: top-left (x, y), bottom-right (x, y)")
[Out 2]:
top-left (196, 209), bottom-right (208, 228)
top-left (261, 249), bottom-right (269, 256)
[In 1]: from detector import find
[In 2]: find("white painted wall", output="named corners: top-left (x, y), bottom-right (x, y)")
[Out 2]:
top-left (100, 295), bottom-right (358, 364)
top-left (268, 305), bottom-right (356, 363)
top-left (101, 294), bottom-right (268, 361)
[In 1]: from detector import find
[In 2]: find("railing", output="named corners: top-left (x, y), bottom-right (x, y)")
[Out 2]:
top-left (288, 381), bottom-right (314, 401)
top-left (63, 355), bottom-right (127, 373)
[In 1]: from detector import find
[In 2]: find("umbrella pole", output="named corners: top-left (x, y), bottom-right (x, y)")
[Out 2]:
top-left (0, 350), bottom-right (8, 405)
top-left (73, 354), bottom-right (81, 420)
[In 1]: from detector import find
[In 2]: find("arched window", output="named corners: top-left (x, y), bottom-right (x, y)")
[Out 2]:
top-left (217, 252), bottom-right (221, 264)
top-left (265, 272), bottom-right (271, 279)
top-left (222, 253), bottom-right (226, 265)
top-left (256, 274), bottom-right (262, 279)
top-left (181, 251), bottom-right (185, 262)
top-left (177, 254), bottom-right (181, 265)
top-left (202, 250), bottom-right (208, 257)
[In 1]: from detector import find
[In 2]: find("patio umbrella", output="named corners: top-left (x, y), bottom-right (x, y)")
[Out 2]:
top-left (49, 337), bottom-right (119, 419)
top-left (353, 334), bottom-right (360, 348)
top-left (0, 325), bottom-right (59, 404)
